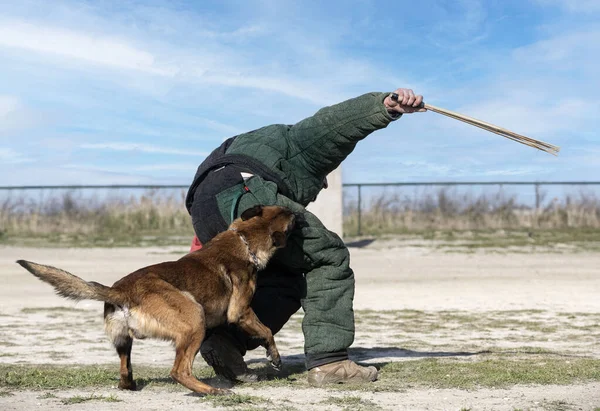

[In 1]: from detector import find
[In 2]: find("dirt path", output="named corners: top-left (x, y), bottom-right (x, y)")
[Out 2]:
top-left (3, 244), bottom-right (599, 313)
top-left (1, 244), bottom-right (599, 410)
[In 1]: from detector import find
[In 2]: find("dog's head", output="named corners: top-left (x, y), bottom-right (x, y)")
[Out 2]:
top-left (230, 205), bottom-right (297, 268)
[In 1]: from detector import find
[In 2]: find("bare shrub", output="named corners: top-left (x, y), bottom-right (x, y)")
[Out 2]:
top-left (0, 189), bottom-right (193, 239)
top-left (343, 187), bottom-right (600, 236)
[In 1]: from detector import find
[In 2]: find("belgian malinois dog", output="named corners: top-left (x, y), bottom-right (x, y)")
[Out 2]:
top-left (17, 205), bottom-right (296, 395)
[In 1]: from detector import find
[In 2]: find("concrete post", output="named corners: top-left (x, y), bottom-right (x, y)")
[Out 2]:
top-left (306, 167), bottom-right (343, 237)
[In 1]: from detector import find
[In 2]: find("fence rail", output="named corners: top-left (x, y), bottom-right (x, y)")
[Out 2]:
top-left (343, 182), bottom-right (600, 236)
top-left (2, 182), bottom-right (600, 236)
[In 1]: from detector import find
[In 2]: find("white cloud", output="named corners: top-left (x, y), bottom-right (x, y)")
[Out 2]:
top-left (512, 29), bottom-right (600, 72)
top-left (0, 20), bottom-right (177, 76)
top-left (0, 96), bottom-right (20, 118)
top-left (0, 15), bottom-right (389, 105)
top-left (534, 0), bottom-right (600, 12)
top-left (0, 95), bottom-right (50, 135)
top-left (80, 143), bottom-right (208, 157)
top-left (0, 19), bottom-right (340, 105)
top-left (457, 97), bottom-right (597, 136)
top-left (0, 147), bottom-right (33, 164)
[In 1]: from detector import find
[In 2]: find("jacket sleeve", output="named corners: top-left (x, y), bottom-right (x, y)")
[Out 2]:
top-left (287, 92), bottom-right (397, 173)
top-left (285, 92), bottom-right (399, 205)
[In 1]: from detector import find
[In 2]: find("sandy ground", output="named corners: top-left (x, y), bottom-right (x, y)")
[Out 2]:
top-left (1, 243), bottom-right (599, 410)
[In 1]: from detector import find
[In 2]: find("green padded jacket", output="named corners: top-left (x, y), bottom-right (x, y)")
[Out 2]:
top-left (187, 91), bottom-right (399, 359)
top-left (226, 92), bottom-right (397, 206)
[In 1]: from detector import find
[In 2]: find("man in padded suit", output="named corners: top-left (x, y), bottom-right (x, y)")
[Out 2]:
top-left (186, 88), bottom-right (426, 386)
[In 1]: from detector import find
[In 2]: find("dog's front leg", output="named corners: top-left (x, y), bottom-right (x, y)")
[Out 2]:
top-left (236, 308), bottom-right (281, 371)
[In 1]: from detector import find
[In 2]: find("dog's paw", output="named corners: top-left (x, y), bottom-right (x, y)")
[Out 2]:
top-left (267, 355), bottom-right (282, 371)
top-left (270, 360), bottom-right (282, 372)
top-left (118, 380), bottom-right (137, 391)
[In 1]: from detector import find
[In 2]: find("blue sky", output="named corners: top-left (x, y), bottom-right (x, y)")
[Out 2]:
top-left (0, 0), bottom-right (598, 185)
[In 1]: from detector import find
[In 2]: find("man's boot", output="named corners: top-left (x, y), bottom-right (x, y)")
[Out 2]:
top-left (307, 360), bottom-right (378, 386)
top-left (200, 332), bottom-right (258, 382)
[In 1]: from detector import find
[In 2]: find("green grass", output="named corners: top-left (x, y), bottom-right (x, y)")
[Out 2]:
top-left (60, 393), bottom-right (121, 405)
top-left (1, 356), bottom-right (599, 394)
top-left (321, 395), bottom-right (381, 410)
top-left (203, 393), bottom-right (271, 408)
top-left (374, 357), bottom-right (600, 390)
top-left (37, 392), bottom-right (58, 399)
top-left (353, 308), bottom-right (600, 337)
top-left (542, 400), bottom-right (575, 411)
top-left (0, 364), bottom-right (213, 390)
top-left (0, 390), bottom-right (14, 397)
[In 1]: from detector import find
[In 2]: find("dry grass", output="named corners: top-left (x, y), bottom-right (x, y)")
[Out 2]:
top-left (1, 187), bottom-right (600, 244)
top-left (0, 189), bottom-right (194, 245)
top-left (343, 187), bottom-right (600, 236)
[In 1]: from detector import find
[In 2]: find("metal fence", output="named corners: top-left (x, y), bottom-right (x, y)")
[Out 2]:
top-left (2, 182), bottom-right (600, 236)
top-left (343, 181), bottom-right (600, 236)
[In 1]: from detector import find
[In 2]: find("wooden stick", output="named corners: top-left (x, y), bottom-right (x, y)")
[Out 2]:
top-left (425, 104), bottom-right (559, 156)
top-left (390, 93), bottom-right (560, 155)
top-left (424, 103), bottom-right (559, 153)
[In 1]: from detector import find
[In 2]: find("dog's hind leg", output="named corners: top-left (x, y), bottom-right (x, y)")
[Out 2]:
top-left (104, 303), bottom-right (136, 390)
top-left (130, 284), bottom-right (230, 395)
top-left (116, 336), bottom-right (135, 390)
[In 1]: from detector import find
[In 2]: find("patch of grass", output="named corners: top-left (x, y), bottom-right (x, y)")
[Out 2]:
top-left (375, 357), bottom-right (600, 390)
top-left (353, 309), bottom-right (600, 342)
top-left (242, 354), bottom-right (600, 393)
top-left (542, 400), bottom-right (574, 411)
top-left (0, 390), bottom-right (14, 397)
top-left (321, 395), bottom-right (381, 410)
top-left (0, 364), bottom-right (213, 390)
top-left (45, 337), bottom-right (69, 343)
top-left (203, 393), bottom-right (270, 408)
top-left (42, 351), bottom-right (70, 361)
top-left (37, 392), bottom-right (58, 399)
top-left (2, 355), bottom-right (599, 398)
top-left (60, 393), bottom-right (121, 405)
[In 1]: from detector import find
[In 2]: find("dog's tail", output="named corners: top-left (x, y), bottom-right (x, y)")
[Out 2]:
top-left (16, 260), bottom-right (127, 305)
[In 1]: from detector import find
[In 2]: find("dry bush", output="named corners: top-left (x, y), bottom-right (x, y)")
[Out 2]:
top-left (0, 189), bottom-right (193, 239)
top-left (2, 187), bottom-right (600, 241)
top-left (343, 187), bottom-right (600, 236)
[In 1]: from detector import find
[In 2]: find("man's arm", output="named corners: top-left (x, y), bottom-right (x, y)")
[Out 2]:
top-left (283, 88), bottom-right (425, 205)
top-left (287, 88), bottom-right (425, 160)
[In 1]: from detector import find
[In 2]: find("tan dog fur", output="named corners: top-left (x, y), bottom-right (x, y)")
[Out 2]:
top-left (17, 205), bottom-right (296, 395)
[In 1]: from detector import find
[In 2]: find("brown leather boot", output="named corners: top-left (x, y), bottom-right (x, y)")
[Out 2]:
top-left (307, 360), bottom-right (378, 386)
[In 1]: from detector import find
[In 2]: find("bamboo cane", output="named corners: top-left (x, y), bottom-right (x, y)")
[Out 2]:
top-left (390, 93), bottom-right (560, 156)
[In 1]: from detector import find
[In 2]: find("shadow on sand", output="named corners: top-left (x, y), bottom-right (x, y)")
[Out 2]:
top-left (240, 346), bottom-right (491, 381)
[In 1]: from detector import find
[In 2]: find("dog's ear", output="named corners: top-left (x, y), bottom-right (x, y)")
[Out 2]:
top-left (271, 231), bottom-right (287, 248)
top-left (241, 205), bottom-right (263, 221)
